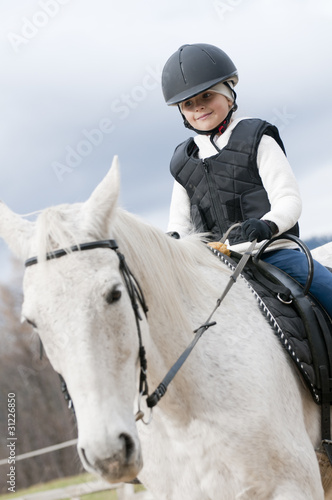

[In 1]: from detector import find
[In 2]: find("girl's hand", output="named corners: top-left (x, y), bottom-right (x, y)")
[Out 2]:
top-left (241, 219), bottom-right (278, 242)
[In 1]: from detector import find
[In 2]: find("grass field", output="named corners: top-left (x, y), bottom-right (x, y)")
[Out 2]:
top-left (0, 473), bottom-right (145, 499)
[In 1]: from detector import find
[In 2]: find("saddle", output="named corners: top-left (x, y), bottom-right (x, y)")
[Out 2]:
top-left (210, 235), bottom-right (332, 462)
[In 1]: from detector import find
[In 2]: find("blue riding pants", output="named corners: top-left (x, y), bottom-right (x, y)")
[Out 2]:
top-left (260, 248), bottom-right (332, 317)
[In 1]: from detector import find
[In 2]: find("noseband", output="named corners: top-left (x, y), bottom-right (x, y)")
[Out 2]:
top-left (25, 239), bottom-right (150, 423)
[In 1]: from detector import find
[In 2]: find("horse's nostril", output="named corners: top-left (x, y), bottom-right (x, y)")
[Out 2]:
top-left (78, 448), bottom-right (94, 470)
top-left (120, 433), bottom-right (135, 462)
top-left (80, 434), bottom-right (136, 471)
top-left (80, 447), bottom-right (93, 468)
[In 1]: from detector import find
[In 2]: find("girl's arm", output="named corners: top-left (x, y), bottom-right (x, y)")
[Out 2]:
top-left (167, 181), bottom-right (193, 237)
top-left (257, 134), bottom-right (302, 235)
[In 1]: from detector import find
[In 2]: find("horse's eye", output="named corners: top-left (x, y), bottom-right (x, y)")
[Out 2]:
top-left (26, 318), bottom-right (38, 329)
top-left (105, 287), bottom-right (122, 305)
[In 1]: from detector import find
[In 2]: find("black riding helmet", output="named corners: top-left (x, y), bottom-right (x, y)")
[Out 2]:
top-left (162, 43), bottom-right (238, 106)
top-left (162, 44), bottom-right (239, 140)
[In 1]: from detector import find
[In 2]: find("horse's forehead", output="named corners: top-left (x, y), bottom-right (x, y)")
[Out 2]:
top-left (22, 250), bottom-right (121, 313)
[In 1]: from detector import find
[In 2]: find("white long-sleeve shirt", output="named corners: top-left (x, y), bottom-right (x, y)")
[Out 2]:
top-left (167, 117), bottom-right (302, 254)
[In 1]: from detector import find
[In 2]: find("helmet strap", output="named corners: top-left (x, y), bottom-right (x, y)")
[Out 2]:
top-left (209, 109), bottom-right (234, 153)
top-left (181, 105), bottom-right (236, 155)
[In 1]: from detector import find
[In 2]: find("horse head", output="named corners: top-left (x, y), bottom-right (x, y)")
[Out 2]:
top-left (0, 157), bottom-right (145, 483)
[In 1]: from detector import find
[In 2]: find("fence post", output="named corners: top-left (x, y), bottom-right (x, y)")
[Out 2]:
top-left (117, 483), bottom-right (135, 500)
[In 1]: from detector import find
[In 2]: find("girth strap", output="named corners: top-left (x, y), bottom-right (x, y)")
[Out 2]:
top-left (320, 365), bottom-right (332, 462)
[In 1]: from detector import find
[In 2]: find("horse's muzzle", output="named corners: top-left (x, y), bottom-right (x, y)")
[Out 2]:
top-left (78, 432), bottom-right (143, 483)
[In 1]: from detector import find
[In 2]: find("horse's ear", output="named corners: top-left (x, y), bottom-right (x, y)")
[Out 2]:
top-left (82, 156), bottom-right (120, 237)
top-left (0, 201), bottom-right (34, 260)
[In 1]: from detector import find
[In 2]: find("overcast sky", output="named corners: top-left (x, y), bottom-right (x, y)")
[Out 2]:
top-left (1, 0), bottom-right (331, 280)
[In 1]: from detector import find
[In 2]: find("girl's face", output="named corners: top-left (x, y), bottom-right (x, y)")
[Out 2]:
top-left (180, 91), bottom-right (232, 132)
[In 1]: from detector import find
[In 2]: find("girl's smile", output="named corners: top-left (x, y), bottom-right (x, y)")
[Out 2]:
top-left (196, 112), bottom-right (212, 121)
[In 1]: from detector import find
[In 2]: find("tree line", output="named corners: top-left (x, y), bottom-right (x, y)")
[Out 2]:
top-left (0, 259), bottom-right (81, 493)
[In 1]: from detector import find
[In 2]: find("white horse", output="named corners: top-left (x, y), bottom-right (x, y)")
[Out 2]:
top-left (0, 157), bottom-right (331, 500)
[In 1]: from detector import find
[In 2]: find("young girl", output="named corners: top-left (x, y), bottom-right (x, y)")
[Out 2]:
top-left (162, 43), bottom-right (332, 317)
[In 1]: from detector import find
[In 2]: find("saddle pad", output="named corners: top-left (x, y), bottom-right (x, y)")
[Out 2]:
top-left (209, 246), bottom-right (323, 403)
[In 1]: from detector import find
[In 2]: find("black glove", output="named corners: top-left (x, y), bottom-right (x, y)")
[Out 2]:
top-left (241, 219), bottom-right (277, 242)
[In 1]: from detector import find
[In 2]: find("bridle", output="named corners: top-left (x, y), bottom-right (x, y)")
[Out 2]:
top-left (25, 232), bottom-right (255, 423)
top-left (25, 239), bottom-right (151, 423)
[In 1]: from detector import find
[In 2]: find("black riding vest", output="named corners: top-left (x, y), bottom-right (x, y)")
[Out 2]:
top-left (170, 118), bottom-right (299, 245)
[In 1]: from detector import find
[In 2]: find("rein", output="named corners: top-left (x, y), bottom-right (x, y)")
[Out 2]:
top-left (146, 235), bottom-right (256, 408)
top-left (25, 233), bottom-right (255, 422)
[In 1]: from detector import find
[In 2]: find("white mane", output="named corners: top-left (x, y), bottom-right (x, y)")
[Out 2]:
top-left (33, 203), bottom-right (225, 329)
top-left (113, 208), bottom-right (224, 309)
top-left (34, 203), bottom-right (84, 261)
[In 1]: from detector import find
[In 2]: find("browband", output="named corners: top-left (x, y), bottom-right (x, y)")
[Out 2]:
top-left (25, 239), bottom-right (119, 267)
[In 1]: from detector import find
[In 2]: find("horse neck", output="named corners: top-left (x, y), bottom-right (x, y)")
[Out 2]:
top-left (112, 211), bottom-right (220, 418)
top-left (112, 210), bottom-right (209, 333)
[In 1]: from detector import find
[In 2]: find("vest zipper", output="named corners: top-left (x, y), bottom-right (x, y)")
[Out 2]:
top-left (201, 159), bottom-right (228, 236)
